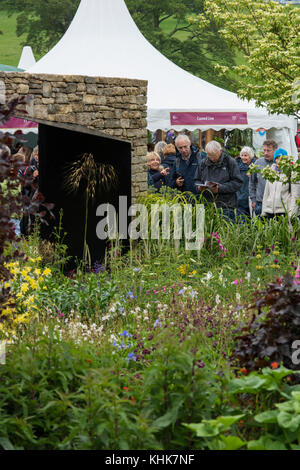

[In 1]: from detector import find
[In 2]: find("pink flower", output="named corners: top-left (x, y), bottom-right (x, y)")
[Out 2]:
top-left (162, 286), bottom-right (166, 292)
top-left (153, 290), bottom-right (157, 294)
top-left (58, 309), bottom-right (63, 318)
top-left (219, 244), bottom-right (224, 251)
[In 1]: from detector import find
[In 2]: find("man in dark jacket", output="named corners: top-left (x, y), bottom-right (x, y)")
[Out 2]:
top-left (169, 134), bottom-right (206, 194)
top-left (194, 140), bottom-right (243, 215)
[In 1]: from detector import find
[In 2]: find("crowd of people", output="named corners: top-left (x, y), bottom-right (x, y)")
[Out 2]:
top-left (147, 135), bottom-right (300, 221)
top-left (0, 132), bottom-right (39, 235)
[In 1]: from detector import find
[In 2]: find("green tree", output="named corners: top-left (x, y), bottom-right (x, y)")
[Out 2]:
top-left (125, 0), bottom-right (237, 90)
top-left (0, 0), bottom-right (80, 56)
top-left (0, 0), bottom-right (237, 90)
top-left (195, 0), bottom-right (300, 117)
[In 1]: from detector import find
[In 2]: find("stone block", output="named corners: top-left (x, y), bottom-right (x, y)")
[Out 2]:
top-left (66, 83), bottom-right (77, 93)
top-left (76, 113), bottom-right (92, 125)
top-left (120, 119), bottom-right (130, 129)
top-left (77, 83), bottom-right (86, 92)
top-left (42, 98), bottom-right (54, 104)
top-left (103, 119), bottom-right (121, 129)
top-left (33, 105), bottom-right (48, 120)
top-left (17, 84), bottom-right (29, 94)
top-left (56, 93), bottom-right (69, 104)
top-left (86, 84), bottom-right (98, 94)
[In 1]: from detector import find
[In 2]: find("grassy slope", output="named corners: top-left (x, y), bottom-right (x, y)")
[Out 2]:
top-left (0, 12), bottom-right (26, 66)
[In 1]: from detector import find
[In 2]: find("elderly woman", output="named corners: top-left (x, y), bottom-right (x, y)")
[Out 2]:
top-left (262, 149), bottom-right (300, 219)
top-left (236, 146), bottom-right (257, 216)
top-left (147, 152), bottom-right (170, 191)
top-left (154, 141), bottom-right (167, 161)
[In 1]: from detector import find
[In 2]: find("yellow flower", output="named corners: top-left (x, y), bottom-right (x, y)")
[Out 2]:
top-left (189, 270), bottom-right (197, 276)
top-left (273, 250), bottom-right (280, 255)
top-left (38, 277), bottom-right (45, 283)
top-left (21, 283), bottom-right (29, 293)
top-left (10, 267), bottom-right (19, 276)
top-left (21, 269), bottom-right (28, 276)
top-left (256, 265), bottom-right (263, 270)
top-left (34, 268), bottom-right (41, 276)
top-left (30, 279), bottom-right (39, 290)
top-left (4, 282), bottom-right (10, 289)
top-left (256, 254), bottom-right (262, 259)
top-left (43, 268), bottom-right (51, 276)
top-left (25, 275), bottom-right (32, 282)
top-left (178, 265), bottom-right (187, 275)
top-left (43, 286), bottom-right (47, 290)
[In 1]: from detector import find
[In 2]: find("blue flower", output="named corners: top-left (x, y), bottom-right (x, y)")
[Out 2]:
top-left (154, 319), bottom-right (161, 328)
top-left (128, 291), bottom-right (135, 299)
top-left (127, 352), bottom-right (136, 364)
top-left (119, 330), bottom-right (131, 338)
top-left (133, 268), bottom-right (140, 272)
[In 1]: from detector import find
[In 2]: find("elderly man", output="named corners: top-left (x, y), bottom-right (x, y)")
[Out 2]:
top-left (169, 134), bottom-right (206, 193)
top-left (194, 140), bottom-right (243, 216)
top-left (249, 139), bottom-right (278, 216)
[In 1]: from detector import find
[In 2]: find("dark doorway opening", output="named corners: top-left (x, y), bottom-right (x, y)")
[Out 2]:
top-left (38, 121), bottom-right (131, 269)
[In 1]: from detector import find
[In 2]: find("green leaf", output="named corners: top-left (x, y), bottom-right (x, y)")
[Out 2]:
top-left (219, 435), bottom-right (247, 450)
top-left (255, 410), bottom-right (279, 424)
top-left (0, 437), bottom-right (14, 450)
top-left (216, 414), bottom-right (245, 427)
top-left (228, 375), bottom-right (267, 394)
top-left (183, 422), bottom-right (221, 437)
top-left (247, 436), bottom-right (287, 450)
top-left (277, 412), bottom-right (300, 432)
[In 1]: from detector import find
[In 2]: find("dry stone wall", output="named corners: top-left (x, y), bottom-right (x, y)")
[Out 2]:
top-left (1, 72), bottom-right (148, 202)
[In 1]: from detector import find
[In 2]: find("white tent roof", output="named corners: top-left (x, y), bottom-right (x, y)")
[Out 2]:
top-left (18, 46), bottom-right (36, 71)
top-left (27, 0), bottom-right (297, 153)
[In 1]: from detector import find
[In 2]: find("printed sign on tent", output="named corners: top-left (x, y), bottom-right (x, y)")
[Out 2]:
top-left (170, 112), bottom-right (248, 126)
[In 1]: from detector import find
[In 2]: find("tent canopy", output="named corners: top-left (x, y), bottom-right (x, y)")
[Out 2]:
top-left (18, 46), bottom-right (36, 71)
top-left (26, 0), bottom-right (297, 154)
top-left (0, 64), bottom-right (24, 72)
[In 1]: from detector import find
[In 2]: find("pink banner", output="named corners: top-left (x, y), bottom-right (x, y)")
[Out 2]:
top-left (1, 117), bottom-right (38, 129)
top-left (170, 112), bottom-right (248, 126)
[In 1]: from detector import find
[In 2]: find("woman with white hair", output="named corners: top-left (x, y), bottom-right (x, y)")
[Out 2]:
top-left (154, 141), bottom-right (167, 160)
top-left (236, 146), bottom-right (257, 216)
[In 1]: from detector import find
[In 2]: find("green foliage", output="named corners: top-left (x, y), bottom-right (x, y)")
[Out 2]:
top-left (0, 0), bottom-right (237, 89)
top-left (231, 273), bottom-right (300, 372)
top-left (126, 0), bottom-right (237, 90)
top-left (0, 0), bottom-right (80, 56)
top-left (184, 366), bottom-right (300, 450)
top-left (199, 0), bottom-right (300, 116)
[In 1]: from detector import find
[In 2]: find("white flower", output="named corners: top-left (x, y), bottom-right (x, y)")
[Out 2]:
top-left (204, 271), bottom-right (213, 281)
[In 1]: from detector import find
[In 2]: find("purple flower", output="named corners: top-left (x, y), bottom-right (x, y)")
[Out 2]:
top-left (93, 262), bottom-right (105, 273)
top-left (197, 360), bottom-right (205, 369)
top-left (128, 291), bottom-right (135, 299)
top-left (274, 259), bottom-right (279, 264)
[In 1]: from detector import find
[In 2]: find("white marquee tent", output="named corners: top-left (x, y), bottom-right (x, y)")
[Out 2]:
top-left (18, 46), bottom-right (36, 71)
top-left (27, 0), bottom-right (298, 155)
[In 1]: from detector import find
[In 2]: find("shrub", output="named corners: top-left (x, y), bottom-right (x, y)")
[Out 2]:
top-left (231, 273), bottom-right (300, 373)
